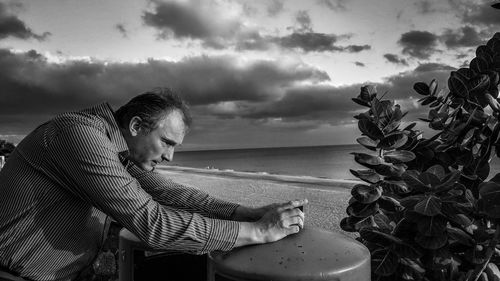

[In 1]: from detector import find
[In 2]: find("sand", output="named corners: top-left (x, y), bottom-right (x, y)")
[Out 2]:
top-left (156, 166), bottom-right (360, 234)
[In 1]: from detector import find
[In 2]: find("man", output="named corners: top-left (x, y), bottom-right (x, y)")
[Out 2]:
top-left (0, 88), bottom-right (307, 281)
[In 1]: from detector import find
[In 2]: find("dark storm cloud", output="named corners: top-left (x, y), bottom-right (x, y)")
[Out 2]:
top-left (384, 54), bottom-right (408, 66)
top-left (0, 2), bottom-right (50, 40)
top-left (233, 61), bottom-right (456, 127)
top-left (0, 48), bottom-right (330, 133)
top-left (441, 26), bottom-right (485, 48)
top-left (399, 30), bottom-right (439, 59)
top-left (115, 24), bottom-right (128, 38)
top-left (277, 32), bottom-right (370, 53)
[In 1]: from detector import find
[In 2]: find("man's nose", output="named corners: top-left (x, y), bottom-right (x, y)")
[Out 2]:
top-left (162, 147), bottom-right (174, 162)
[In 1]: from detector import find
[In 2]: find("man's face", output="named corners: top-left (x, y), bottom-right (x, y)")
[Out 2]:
top-left (127, 109), bottom-right (186, 171)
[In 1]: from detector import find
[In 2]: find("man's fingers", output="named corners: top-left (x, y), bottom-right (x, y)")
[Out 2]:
top-left (285, 216), bottom-right (304, 229)
top-left (278, 199), bottom-right (308, 211)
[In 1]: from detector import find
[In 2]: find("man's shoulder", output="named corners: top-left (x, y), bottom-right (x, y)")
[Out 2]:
top-left (52, 103), bottom-right (111, 132)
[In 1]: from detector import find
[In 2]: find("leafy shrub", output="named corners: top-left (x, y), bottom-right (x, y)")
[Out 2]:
top-left (0, 139), bottom-right (15, 159)
top-left (342, 32), bottom-right (500, 281)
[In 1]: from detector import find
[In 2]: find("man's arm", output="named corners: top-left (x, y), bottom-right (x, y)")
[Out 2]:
top-left (47, 124), bottom-right (238, 254)
top-left (124, 164), bottom-right (239, 220)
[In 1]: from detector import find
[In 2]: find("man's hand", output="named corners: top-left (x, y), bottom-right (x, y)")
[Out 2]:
top-left (234, 199), bottom-right (308, 247)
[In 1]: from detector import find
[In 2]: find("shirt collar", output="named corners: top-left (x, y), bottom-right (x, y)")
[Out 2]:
top-left (93, 102), bottom-right (129, 153)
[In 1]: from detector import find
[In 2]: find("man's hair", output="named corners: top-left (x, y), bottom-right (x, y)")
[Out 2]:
top-left (115, 88), bottom-right (192, 133)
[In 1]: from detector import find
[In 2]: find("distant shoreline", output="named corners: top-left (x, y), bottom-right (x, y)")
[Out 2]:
top-left (156, 166), bottom-right (361, 191)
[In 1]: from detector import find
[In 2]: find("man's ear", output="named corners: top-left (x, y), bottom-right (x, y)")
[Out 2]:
top-left (129, 116), bottom-right (143, 137)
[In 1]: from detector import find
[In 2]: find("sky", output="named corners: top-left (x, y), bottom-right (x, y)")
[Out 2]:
top-left (0, 0), bottom-right (499, 150)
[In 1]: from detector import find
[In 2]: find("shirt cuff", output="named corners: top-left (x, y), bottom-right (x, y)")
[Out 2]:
top-left (202, 219), bottom-right (239, 253)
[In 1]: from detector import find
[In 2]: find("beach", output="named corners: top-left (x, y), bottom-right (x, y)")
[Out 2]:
top-left (157, 166), bottom-right (359, 234)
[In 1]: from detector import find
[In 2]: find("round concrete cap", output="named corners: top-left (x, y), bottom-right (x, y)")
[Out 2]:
top-left (209, 227), bottom-right (370, 281)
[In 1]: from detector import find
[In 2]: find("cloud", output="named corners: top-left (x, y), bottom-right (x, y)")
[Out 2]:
top-left (142, 0), bottom-right (367, 54)
top-left (441, 26), bottom-right (485, 48)
top-left (413, 62), bottom-right (455, 73)
top-left (462, 0), bottom-right (500, 26)
top-left (0, 2), bottom-right (50, 41)
top-left (267, 0), bottom-right (284, 16)
top-left (354, 61), bottom-right (365, 67)
top-left (384, 53), bottom-right (408, 66)
top-left (293, 10), bottom-right (313, 33)
top-left (142, 0), bottom-right (243, 47)
top-left (316, 0), bottom-right (347, 11)
top-left (277, 32), bottom-right (370, 53)
top-left (415, 0), bottom-right (435, 14)
top-left (115, 24), bottom-right (128, 38)
top-left (0, 48), bottom-right (329, 133)
top-left (398, 30), bottom-right (439, 59)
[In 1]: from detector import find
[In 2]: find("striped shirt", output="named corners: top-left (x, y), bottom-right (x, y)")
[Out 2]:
top-left (0, 103), bottom-right (240, 281)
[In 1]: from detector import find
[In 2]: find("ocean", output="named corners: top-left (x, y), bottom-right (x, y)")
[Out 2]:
top-left (165, 144), bottom-right (500, 181)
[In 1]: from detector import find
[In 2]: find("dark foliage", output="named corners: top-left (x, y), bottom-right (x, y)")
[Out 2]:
top-left (0, 139), bottom-right (15, 159)
top-left (343, 33), bottom-right (500, 281)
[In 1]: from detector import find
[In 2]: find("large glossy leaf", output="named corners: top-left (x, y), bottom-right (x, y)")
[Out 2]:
top-left (377, 196), bottom-right (403, 213)
top-left (379, 180), bottom-right (409, 194)
top-left (360, 85), bottom-right (376, 101)
top-left (340, 216), bottom-right (361, 232)
top-left (447, 226), bottom-right (474, 246)
top-left (414, 195), bottom-right (441, 216)
top-left (434, 170), bottom-right (461, 193)
top-left (478, 181), bottom-right (500, 218)
top-left (455, 68), bottom-right (474, 80)
top-left (352, 97), bottom-right (371, 107)
top-left (371, 248), bottom-right (399, 276)
top-left (468, 74), bottom-right (490, 94)
top-left (383, 150), bottom-right (416, 164)
top-left (415, 233), bottom-right (448, 249)
top-left (425, 164), bottom-right (446, 181)
top-left (418, 171), bottom-right (441, 187)
top-left (470, 57), bottom-right (489, 74)
top-left (429, 79), bottom-right (438, 96)
top-left (356, 137), bottom-right (379, 151)
top-left (476, 45), bottom-right (493, 59)
top-left (446, 213), bottom-right (473, 228)
top-left (373, 213), bottom-right (393, 232)
top-left (417, 215), bottom-right (447, 236)
top-left (359, 118), bottom-right (384, 140)
top-left (379, 132), bottom-right (408, 149)
top-left (354, 215), bottom-right (377, 231)
top-left (351, 152), bottom-right (383, 167)
top-left (413, 82), bottom-right (430, 96)
top-left (346, 201), bottom-right (379, 218)
top-left (374, 164), bottom-right (404, 177)
top-left (400, 195), bottom-right (425, 209)
top-left (350, 169), bottom-right (381, 184)
top-left (402, 170), bottom-right (430, 192)
top-left (351, 184), bottom-right (383, 204)
top-left (448, 73), bottom-right (469, 97)
top-left (360, 228), bottom-right (401, 245)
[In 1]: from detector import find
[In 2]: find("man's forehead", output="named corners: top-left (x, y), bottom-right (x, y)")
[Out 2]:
top-left (158, 109), bottom-right (187, 132)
